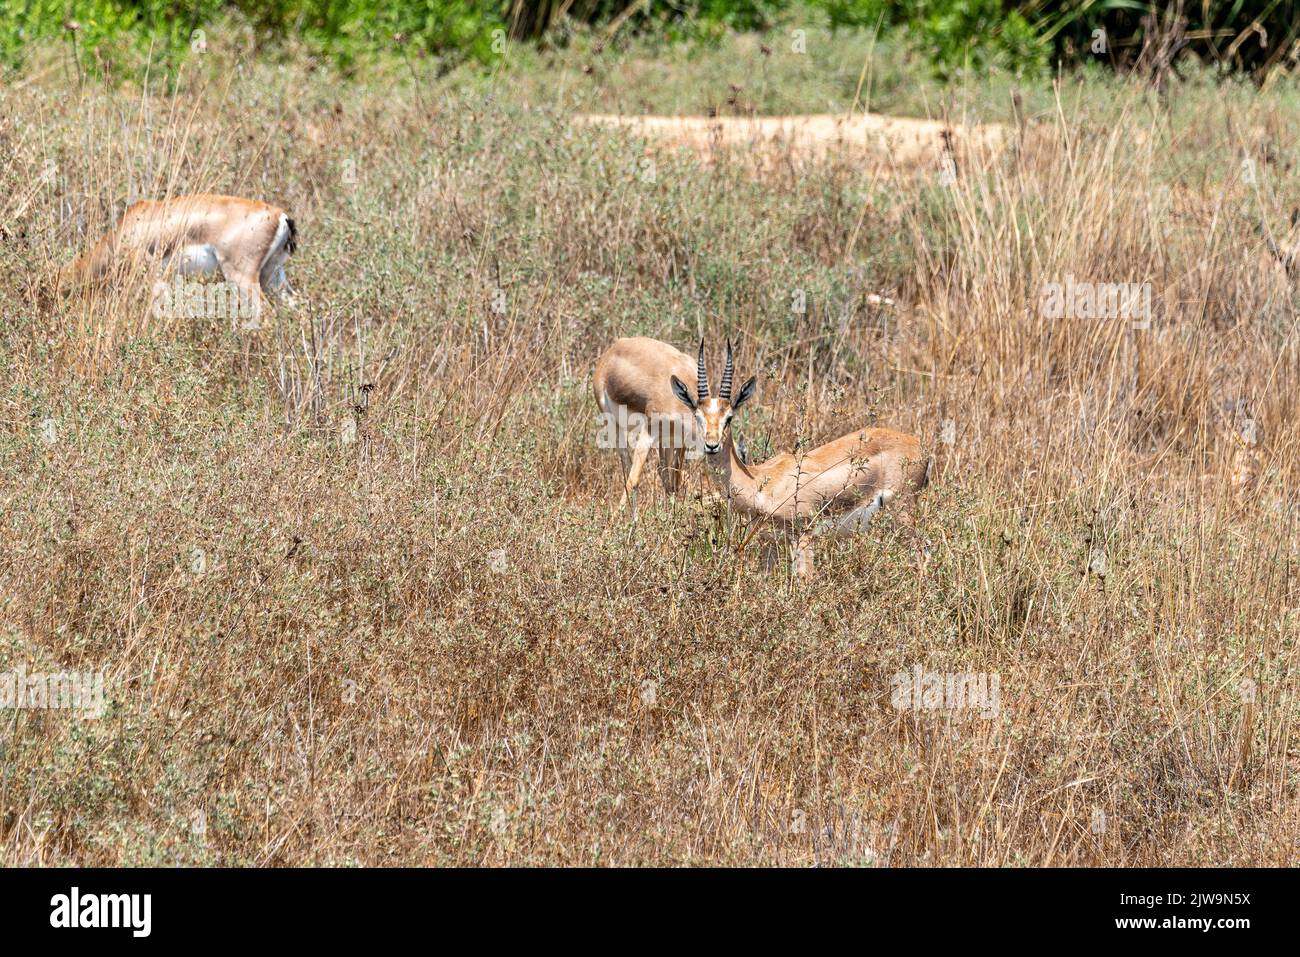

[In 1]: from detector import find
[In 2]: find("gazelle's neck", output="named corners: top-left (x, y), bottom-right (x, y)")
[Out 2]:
top-left (707, 433), bottom-right (765, 514)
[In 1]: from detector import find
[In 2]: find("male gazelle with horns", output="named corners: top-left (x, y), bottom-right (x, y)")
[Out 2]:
top-left (670, 340), bottom-right (930, 578)
top-left (593, 336), bottom-right (702, 510)
top-left (55, 194), bottom-right (298, 317)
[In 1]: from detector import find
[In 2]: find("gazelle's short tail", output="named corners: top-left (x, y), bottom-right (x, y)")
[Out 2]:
top-left (284, 216), bottom-right (298, 255)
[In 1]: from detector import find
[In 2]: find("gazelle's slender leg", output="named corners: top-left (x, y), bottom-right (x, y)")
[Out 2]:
top-left (264, 266), bottom-right (297, 305)
top-left (655, 446), bottom-right (672, 495)
top-left (656, 444), bottom-right (686, 496)
top-left (229, 270), bottom-right (266, 329)
top-left (615, 425), bottom-right (633, 500)
top-left (761, 535), bottom-right (783, 574)
top-left (793, 532), bottom-right (815, 580)
top-left (621, 429), bottom-right (654, 511)
top-left (208, 248), bottom-right (265, 331)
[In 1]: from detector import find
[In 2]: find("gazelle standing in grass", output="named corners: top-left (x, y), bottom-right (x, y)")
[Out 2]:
top-left (670, 339), bottom-right (930, 578)
top-left (593, 336), bottom-right (704, 511)
top-left (55, 193), bottom-right (298, 318)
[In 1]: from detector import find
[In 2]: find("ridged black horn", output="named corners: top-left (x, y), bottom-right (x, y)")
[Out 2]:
top-left (696, 338), bottom-right (710, 399)
top-left (720, 338), bottom-right (735, 401)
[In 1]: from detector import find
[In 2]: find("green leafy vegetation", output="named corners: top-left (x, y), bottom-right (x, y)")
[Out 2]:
top-left (6, 1), bottom-right (1300, 81)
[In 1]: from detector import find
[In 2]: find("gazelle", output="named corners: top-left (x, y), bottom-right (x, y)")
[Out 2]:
top-left (55, 194), bottom-right (298, 315)
top-left (670, 340), bottom-right (930, 578)
top-left (593, 336), bottom-right (703, 509)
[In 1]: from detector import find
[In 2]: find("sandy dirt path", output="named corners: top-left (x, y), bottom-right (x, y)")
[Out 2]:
top-left (576, 112), bottom-right (1007, 171)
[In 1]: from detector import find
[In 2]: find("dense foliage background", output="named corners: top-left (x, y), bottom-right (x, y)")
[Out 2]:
top-left (3, 1), bottom-right (1300, 80)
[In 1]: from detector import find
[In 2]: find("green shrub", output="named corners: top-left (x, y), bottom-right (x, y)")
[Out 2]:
top-left (3, 0), bottom-right (1298, 81)
top-left (0, 0), bottom-right (506, 72)
top-left (0, 0), bottom-right (224, 69)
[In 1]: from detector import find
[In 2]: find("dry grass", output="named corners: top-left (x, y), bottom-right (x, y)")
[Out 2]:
top-left (1, 39), bottom-right (1299, 866)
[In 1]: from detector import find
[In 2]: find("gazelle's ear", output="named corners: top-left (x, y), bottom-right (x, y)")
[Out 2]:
top-left (669, 375), bottom-right (697, 410)
top-left (732, 375), bottom-right (758, 411)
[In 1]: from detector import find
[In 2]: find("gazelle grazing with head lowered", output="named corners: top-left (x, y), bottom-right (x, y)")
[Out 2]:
top-left (593, 336), bottom-right (704, 510)
top-left (670, 340), bottom-right (930, 578)
top-left (55, 194), bottom-right (298, 316)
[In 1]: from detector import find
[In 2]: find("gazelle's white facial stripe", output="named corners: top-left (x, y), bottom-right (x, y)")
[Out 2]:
top-left (696, 396), bottom-right (734, 452)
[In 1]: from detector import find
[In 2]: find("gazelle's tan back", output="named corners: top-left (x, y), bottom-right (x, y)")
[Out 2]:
top-left (739, 427), bottom-right (925, 522)
top-left (593, 337), bottom-right (696, 417)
